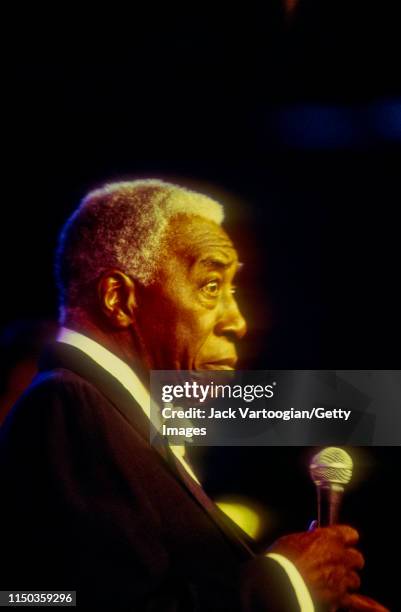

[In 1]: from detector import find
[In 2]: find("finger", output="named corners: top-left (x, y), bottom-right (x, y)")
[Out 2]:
top-left (345, 547), bottom-right (365, 570)
top-left (308, 519), bottom-right (318, 531)
top-left (328, 524), bottom-right (359, 545)
top-left (344, 570), bottom-right (361, 591)
top-left (342, 593), bottom-right (390, 612)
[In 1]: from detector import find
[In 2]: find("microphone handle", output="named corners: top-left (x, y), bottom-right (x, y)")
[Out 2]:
top-left (316, 485), bottom-right (344, 526)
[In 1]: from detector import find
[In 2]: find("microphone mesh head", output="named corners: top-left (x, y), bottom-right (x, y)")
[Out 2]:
top-left (310, 447), bottom-right (353, 487)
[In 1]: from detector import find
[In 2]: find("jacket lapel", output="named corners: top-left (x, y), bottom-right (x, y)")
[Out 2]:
top-left (39, 342), bottom-right (168, 459)
top-left (39, 342), bottom-right (254, 559)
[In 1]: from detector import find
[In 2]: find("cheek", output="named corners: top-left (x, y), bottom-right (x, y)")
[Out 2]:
top-left (135, 293), bottom-right (178, 347)
top-left (137, 281), bottom-right (217, 363)
top-left (173, 309), bottom-right (215, 354)
top-left (136, 292), bottom-right (197, 342)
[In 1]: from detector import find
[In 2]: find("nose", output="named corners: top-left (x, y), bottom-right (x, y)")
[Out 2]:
top-left (215, 294), bottom-right (247, 340)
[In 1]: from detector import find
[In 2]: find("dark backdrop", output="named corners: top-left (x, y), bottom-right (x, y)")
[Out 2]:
top-left (2, 2), bottom-right (400, 608)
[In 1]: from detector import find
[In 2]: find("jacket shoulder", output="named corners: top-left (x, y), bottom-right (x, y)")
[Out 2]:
top-left (2, 367), bottom-right (115, 437)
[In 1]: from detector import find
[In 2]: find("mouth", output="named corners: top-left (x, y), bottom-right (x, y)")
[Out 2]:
top-left (199, 357), bottom-right (237, 371)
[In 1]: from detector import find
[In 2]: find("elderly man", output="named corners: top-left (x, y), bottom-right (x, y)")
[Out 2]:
top-left (0, 180), bottom-right (386, 611)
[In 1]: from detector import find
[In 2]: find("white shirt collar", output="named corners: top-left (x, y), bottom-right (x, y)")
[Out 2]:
top-left (57, 327), bottom-right (152, 420)
top-left (56, 326), bottom-right (199, 482)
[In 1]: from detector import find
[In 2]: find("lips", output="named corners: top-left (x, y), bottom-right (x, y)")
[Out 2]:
top-left (200, 357), bottom-right (237, 370)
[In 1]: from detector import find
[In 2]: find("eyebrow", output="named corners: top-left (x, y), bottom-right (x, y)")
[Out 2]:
top-left (198, 257), bottom-right (243, 271)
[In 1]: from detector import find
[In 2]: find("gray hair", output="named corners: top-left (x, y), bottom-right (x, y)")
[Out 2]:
top-left (55, 179), bottom-right (224, 318)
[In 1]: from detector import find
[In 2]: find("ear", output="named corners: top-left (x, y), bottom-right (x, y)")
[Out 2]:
top-left (97, 269), bottom-right (137, 328)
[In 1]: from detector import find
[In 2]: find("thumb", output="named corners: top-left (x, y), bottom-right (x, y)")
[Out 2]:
top-left (342, 593), bottom-right (390, 612)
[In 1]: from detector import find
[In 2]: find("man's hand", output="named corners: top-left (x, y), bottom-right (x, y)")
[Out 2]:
top-left (269, 525), bottom-right (389, 611)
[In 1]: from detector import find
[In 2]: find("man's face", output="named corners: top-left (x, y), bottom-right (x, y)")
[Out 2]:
top-left (135, 214), bottom-right (247, 370)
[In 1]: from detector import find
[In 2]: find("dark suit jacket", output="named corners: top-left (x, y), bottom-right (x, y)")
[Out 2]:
top-left (0, 343), bottom-right (301, 611)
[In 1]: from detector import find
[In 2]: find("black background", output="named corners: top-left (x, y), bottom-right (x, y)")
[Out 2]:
top-left (2, 2), bottom-right (400, 608)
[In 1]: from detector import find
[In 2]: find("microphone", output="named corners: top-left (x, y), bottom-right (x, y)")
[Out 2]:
top-left (309, 447), bottom-right (353, 526)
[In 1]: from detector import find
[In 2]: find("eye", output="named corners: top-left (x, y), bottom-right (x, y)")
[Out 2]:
top-left (201, 279), bottom-right (221, 297)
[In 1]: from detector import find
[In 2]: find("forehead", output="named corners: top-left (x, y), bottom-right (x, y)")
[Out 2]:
top-left (164, 214), bottom-right (238, 265)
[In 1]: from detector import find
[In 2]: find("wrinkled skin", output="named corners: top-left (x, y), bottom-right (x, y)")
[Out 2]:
top-left (132, 214), bottom-right (247, 371)
top-left (270, 525), bottom-right (389, 611)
